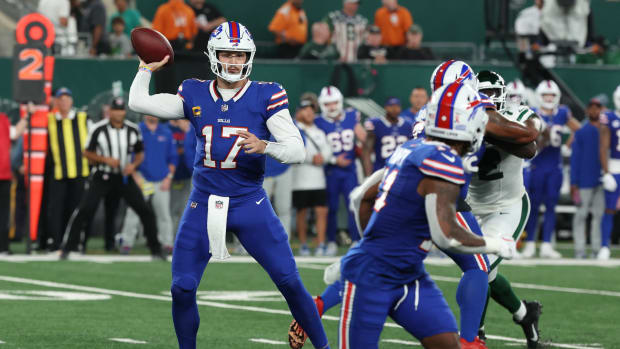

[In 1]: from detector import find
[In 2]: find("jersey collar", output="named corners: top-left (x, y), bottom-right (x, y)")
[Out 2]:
top-left (209, 79), bottom-right (252, 103)
top-left (380, 115), bottom-right (404, 128)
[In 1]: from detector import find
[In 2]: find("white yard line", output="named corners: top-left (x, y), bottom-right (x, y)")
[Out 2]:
top-left (108, 338), bottom-right (147, 344)
top-left (382, 339), bottom-right (421, 346)
top-left (1, 254), bottom-right (620, 267)
top-left (430, 275), bottom-right (620, 297)
top-left (0, 275), bottom-right (604, 349)
top-left (249, 338), bottom-right (287, 345)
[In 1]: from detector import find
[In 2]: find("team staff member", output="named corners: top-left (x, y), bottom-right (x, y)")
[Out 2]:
top-left (120, 114), bottom-right (178, 253)
top-left (45, 87), bottom-right (90, 251)
top-left (61, 97), bottom-right (164, 260)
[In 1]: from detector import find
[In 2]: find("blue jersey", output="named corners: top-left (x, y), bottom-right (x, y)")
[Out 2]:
top-left (602, 110), bottom-right (620, 160)
top-left (401, 109), bottom-right (418, 124)
top-left (531, 105), bottom-right (572, 170)
top-left (178, 79), bottom-right (289, 198)
top-left (364, 116), bottom-right (413, 171)
top-left (343, 138), bottom-right (466, 286)
top-left (315, 107), bottom-right (361, 172)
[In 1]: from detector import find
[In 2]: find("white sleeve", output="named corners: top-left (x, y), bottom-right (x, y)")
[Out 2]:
top-left (318, 130), bottom-right (333, 164)
top-left (128, 70), bottom-right (185, 120)
top-left (264, 109), bottom-right (306, 164)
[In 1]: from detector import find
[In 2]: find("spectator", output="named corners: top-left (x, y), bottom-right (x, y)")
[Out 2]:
top-left (109, 16), bottom-right (132, 57)
top-left (297, 22), bottom-right (339, 60)
top-left (1, 113), bottom-right (27, 254)
top-left (268, 0), bottom-right (308, 58)
top-left (168, 119), bottom-right (193, 232)
top-left (541, 0), bottom-right (590, 48)
top-left (108, 0), bottom-right (142, 36)
top-left (401, 86), bottom-right (428, 123)
top-left (515, 0), bottom-right (543, 54)
top-left (292, 98), bottom-right (332, 256)
top-left (61, 98), bottom-right (164, 260)
top-left (45, 88), bottom-right (91, 251)
top-left (323, 0), bottom-right (368, 63)
top-left (120, 115), bottom-right (177, 254)
top-left (357, 25), bottom-right (388, 63)
top-left (80, 0), bottom-right (109, 56)
top-left (395, 24), bottom-right (434, 60)
top-left (571, 98), bottom-right (605, 259)
top-left (152, 0), bottom-right (198, 51)
top-left (38, 0), bottom-right (76, 55)
top-left (374, 0), bottom-right (413, 48)
top-left (189, 0), bottom-right (226, 51)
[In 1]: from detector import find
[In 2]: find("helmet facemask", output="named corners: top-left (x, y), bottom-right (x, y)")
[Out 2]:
top-left (207, 47), bottom-right (255, 82)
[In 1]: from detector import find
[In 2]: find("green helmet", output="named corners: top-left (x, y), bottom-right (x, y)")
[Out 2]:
top-left (477, 70), bottom-right (506, 110)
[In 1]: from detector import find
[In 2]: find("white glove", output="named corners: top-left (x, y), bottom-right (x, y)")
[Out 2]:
top-left (484, 236), bottom-right (517, 260)
top-left (603, 173), bottom-right (618, 192)
top-left (462, 154), bottom-right (479, 174)
top-left (323, 261), bottom-right (341, 285)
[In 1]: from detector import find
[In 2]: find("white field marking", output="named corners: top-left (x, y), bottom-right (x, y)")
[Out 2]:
top-left (486, 335), bottom-right (604, 349)
top-left (0, 339), bottom-right (4, 344)
top-left (249, 338), bottom-right (287, 345)
top-left (0, 290), bottom-right (111, 301)
top-left (0, 275), bottom-right (602, 349)
top-left (382, 339), bottom-right (421, 346)
top-left (160, 290), bottom-right (284, 302)
top-left (108, 338), bottom-right (147, 344)
top-left (430, 275), bottom-right (620, 297)
top-left (1, 254), bottom-right (620, 267)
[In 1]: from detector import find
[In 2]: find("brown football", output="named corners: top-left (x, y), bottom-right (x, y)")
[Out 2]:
top-left (130, 27), bottom-right (174, 66)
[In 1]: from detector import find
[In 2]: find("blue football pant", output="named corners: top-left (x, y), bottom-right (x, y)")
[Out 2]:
top-left (170, 189), bottom-right (328, 349)
top-left (603, 174), bottom-right (620, 247)
top-left (526, 167), bottom-right (562, 242)
top-left (321, 211), bottom-right (488, 343)
top-left (325, 168), bottom-right (359, 242)
top-left (338, 275), bottom-right (458, 349)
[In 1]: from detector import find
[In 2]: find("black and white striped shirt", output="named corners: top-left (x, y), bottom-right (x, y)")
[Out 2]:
top-left (86, 119), bottom-right (143, 174)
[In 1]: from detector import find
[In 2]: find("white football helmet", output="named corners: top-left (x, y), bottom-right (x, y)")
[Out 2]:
top-left (506, 80), bottom-right (527, 106)
top-left (206, 21), bottom-right (256, 82)
top-left (535, 80), bottom-right (561, 110)
top-left (318, 86), bottom-right (344, 119)
top-left (425, 82), bottom-right (489, 154)
top-left (430, 60), bottom-right (478, 92)
top-left (614, 85), bottom-right (620, 112)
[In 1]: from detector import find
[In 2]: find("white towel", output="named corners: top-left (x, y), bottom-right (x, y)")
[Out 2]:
top-left (207, 194), bottom-right (230, 260)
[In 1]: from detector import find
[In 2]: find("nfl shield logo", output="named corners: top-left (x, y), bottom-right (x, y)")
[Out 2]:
top-left (190, 201), bottom-right (198, 209)
top-left (215, 200), bottom-right (224, 209)
top-left (221, 104), bottom-right (229, 112)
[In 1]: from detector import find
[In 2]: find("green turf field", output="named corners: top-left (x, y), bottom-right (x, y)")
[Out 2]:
top-left (1, 245), bottom-right (619, 348)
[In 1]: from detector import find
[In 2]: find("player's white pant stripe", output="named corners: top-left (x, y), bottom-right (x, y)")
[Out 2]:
top-left (393, 284), bottom-right (409, 311)
top-left (475, 254), bottom-right (488, 272)
top-left (413, 279), bottom-right (420, 311)
top-left (339, 280), bottom-right (356, 349)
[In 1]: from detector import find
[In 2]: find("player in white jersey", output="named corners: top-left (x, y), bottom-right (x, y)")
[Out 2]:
top-left (468, 70), bottom-right (544, 348)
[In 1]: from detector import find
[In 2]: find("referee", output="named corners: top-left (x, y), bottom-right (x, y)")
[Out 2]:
top-left (61, 97), bottom-right (164, 260)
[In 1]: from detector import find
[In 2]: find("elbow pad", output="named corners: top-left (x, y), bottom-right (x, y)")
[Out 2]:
top-left (349, 169), bottom-right (385, 236)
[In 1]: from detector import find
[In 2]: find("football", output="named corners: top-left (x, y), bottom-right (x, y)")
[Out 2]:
top-left (130, 27), bottom-right (174, 66)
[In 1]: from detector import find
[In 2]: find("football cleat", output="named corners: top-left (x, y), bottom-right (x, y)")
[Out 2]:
top-left (460, 336), bottom-right (488, 349)
top-left (521, 241), bottom-right (536, 258)
top-left (287, 297), bottom-right (324, 349)
top-left (539, 242), bottom-right (561, 259)
top-left (597, 246), bottom-right (611, 260)
top-left (478, 327), bottom-right (487, 341)
top-left (514, 300), bottom-right (543, 348)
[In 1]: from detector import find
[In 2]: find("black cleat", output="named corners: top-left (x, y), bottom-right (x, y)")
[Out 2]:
top-left (477, 327), bottom-right (487, 341)
top-left (514, 300), bottom-right (542, 349)
top-left (151, 250), bottom-right (168, 261)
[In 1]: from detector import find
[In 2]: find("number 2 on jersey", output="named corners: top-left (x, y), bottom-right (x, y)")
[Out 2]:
top-left (202, 125), bottom-right (247, 169)
top-left (374, 169), bottom-right (399, 212)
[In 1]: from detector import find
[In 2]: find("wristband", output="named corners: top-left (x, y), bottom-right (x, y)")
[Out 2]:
top-left (139, 65), bottom-right (152, 74)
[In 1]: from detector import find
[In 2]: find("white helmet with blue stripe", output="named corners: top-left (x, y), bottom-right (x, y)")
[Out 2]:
top-left (425, 82), bottom-right (489, 154)
top-left (535, 80), bottom-right (561, 110)
top-left (318, 86), bottom-right (344, 119)
top-left (206, 21), bottom-right (256, 82)
top-left (430, 60), bottom-right (478, 92)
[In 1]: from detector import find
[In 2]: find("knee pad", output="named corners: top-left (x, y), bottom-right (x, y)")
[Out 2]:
top-left (171, 276), bottom-right (198, 301)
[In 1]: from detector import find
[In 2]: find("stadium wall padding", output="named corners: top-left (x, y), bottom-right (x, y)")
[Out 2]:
top-left (0, 57), bottom-right (618, 115)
